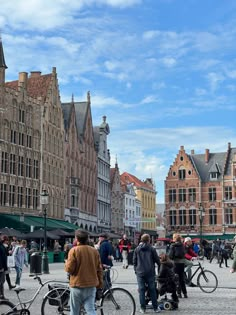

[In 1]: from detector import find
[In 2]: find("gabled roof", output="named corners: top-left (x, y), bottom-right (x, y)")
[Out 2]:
top-left (225, 147), bottom-right (236, 176)
top-left (120, 172), bottom-right (154, 191)
top-left (5, 74), bottom-right (52, 100)
top-left (190, 152), bottom-right (226, 182)
top-left (74, 101), bottom-right (88, 137)
top-left (61, 102), bottom-right (73, 131)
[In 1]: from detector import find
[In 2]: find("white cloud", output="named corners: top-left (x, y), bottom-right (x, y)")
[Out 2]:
top-left (140, 95), bottom-right (158, 104)
top-left (206, 72), bottom-right (225, 92)
top-left (160, 57), bottom-right (177, 67)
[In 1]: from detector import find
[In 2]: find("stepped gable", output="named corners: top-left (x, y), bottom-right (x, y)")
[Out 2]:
top-left (61, 102), bottom-right (73, 131)
top-left (5, 73), bottom-right (52, 100)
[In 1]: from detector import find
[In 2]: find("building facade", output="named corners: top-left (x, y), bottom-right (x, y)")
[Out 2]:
top-left (94, 116), bottom-right (111, 233)
top-left (63, 94), bottom-right (98, 232)
top-left (110, 161), bottom-right (124, 235)
top-left (120, 172), bottom-right (157, 238)
top-left (165, 143), bottom-right (236, 239)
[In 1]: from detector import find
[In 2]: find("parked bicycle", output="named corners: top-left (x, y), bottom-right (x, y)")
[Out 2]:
top-left (0, 276), bottom-right (69, 315)
top-left (186, 261), bottom-right (218, 293)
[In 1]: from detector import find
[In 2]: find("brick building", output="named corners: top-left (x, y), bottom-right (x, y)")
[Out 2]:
top-left (165, 143), bottom-right (236, 239)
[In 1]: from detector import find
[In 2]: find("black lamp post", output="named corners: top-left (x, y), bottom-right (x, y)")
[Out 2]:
top-left (198, 203), bottom-right (206, 246)
top-left (40, 190), bottom-right (49, 274)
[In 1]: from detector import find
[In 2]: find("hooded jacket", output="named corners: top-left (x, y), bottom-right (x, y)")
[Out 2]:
top-left (169, 241), bottom-right (185, 263)
top-left (133, 242), bottom-right (160, 276)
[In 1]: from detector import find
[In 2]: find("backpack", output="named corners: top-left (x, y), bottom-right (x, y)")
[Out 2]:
top-left (173, 244), bottom-right (185, 259)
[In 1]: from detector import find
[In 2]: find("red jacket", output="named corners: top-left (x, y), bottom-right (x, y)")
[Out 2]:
top-left (119, 239), bottom-right (131, 253)
top-left (184, 244), bottom-right (197, 260)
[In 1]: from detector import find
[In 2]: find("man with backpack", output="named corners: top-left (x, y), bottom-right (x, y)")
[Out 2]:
top-left (133, 233), bottom-right (161, 313)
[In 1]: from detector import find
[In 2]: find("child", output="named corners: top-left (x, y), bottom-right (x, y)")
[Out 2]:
top-left (158, 253), bottom-right (179, 309)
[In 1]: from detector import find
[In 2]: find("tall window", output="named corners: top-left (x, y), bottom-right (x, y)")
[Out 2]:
top-left (18, 156), bottom-right (24, 176)
top-left (209, 208), bottom-right (217, 225)
top-left (178, 169), bottom-right (186, 180)
top-left (26, 158), bottom-right (32, 178)
top-left (33, 160), bottom-right (39, 179)
top-left (17, 186), bottom-right (23, 207)
top-left (209, 187), bottom-right (216, 201)
top-left (189, 208), bottom-right (196, 225)
top-left (0, 183), bottom-right (7, 206)
top-left (19, 109), bottom-right (25, 123)
top-left (71, 186), bottom-right (79, 207)
top-left (18, 132), bottom-right (24, 146)
top-left (9, 185), bottom-right (15, 207)
top-left (26, 134), bottom-right (32, 148)
top-left (224, 186), bottom-right (232, 200)
top-left (179, 188), bottom-right (186, 202)
top-left (10, 154), bottom-right (16, 175)
top-left (179, 209), bottom-right (186, 225)
top-left (169, 189), bottom-right (176, 203)
top-left (225, 208), bottom-right (233, 225)
top-left (188, 188), bottom-right (196, 202)
top-left (1, 152), bottom-right (8, 173)
top-left (33, 189), bottom-right (38, 209)
top-left (169, 209), bottom-right (176, 226)
top-left (10, 130), bottom-right (17, 144)
top-left (26, 188), bottom-right (31, 208)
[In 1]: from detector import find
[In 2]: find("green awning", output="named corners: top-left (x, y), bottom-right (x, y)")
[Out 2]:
top-left (0, 213), bottom-right (77, 233)
top-left (178, 233), bottom-right (235, 241)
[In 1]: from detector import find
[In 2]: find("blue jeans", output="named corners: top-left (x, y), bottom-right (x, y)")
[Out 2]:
top-left (15, 266), bottom-right (22, 285)
top-left (70, 287), bottom-right (96, 315)
top-left (136, 274), bottom-right (158, 310)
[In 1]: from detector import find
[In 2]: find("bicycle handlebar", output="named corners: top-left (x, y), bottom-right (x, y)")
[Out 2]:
top-left (33, 276), bottom-right (43, 285)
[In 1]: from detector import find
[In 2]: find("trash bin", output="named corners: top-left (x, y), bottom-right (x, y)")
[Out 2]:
top-left (29, 252), bottom-right (42, 276)
top-left (128, 250), bottom-right (134, 265)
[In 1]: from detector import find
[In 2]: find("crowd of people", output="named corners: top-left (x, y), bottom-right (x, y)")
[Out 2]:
top-left (1, 230), bottom-right (236, 314)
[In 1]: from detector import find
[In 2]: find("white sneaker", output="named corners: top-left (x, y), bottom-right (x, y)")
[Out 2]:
top-left (139, 308), bottom-right (145, 314)
top-left (154, 307), bottom-right (161, 313)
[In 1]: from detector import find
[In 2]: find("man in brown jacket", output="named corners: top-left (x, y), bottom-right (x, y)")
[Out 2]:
top-left (65, 230), bottom-right (103, 315)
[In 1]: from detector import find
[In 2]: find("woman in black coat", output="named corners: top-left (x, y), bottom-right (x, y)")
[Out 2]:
top-left (168, 233), bottom-right (188, 298)
top-left (158, 253), bottom-right (178, 306)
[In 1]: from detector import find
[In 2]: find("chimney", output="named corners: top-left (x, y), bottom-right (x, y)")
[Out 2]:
top-left (228, 142), bottom-right (231, 150)
top-left (18, 72), bottom-right (28, 90)
top-left (191, 149), bottom-right (195, 155)
top-left (205, 149), bottom-right (210, 163)
top-left (30, 71), bottom-right (41, 78)
top-left (180, 145), bottom-right (184, 151)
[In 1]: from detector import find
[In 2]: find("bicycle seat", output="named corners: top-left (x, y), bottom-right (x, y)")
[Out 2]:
top-left (14, 287), bottom-right (26, 294)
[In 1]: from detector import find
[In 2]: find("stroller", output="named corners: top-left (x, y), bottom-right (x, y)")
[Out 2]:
top-left (157, 274), bottom-right (179, 310)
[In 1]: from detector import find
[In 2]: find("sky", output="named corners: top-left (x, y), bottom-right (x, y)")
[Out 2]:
top-left (1, 0), bottom-right (236, 203)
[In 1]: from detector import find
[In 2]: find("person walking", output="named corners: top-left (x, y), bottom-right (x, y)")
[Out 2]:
top-left (219, 241), bottom-right (229, 268)
top-left (2, 235), bottom-right (15, 290)
top-left (98, 233), bottom-right (113, 290)
top-left (210, 240), bottom-right (220, 263)
top-left (65, 230), bottom-right (103, 315)
top-left (169, 233), bottom-right (188, 299)
top-left (119, 234), bottom-right (131, 269)
top-left (13, 240), bottom-right (28, 288)
top-left (0, 233), bottom-right (8, 300)
top-left (133, 233), bottom-right (161, 313)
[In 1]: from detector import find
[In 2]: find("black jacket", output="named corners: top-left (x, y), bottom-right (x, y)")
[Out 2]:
top-left (158, 260), bottom-right (176, 295)
top-left (0, 241), bottom-right (8, 271)
top-left (133, 242), bottom-right (160, 276)
top-left (169, 241), bottom-right (185, 263)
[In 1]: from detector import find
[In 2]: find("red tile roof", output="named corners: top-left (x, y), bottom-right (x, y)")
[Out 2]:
top-left (120, 172), bottom-right (154, 190)
top-left (5, 74), bottom-right (52, 100)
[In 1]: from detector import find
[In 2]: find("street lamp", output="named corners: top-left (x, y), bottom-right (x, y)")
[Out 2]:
top-left (198, 203), bottom-right (206, 245)
top-left (40, 190), bottom-right (49, 274)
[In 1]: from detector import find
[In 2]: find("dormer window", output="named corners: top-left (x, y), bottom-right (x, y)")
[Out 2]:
top-left (210, 172), bottom-right (218, 180)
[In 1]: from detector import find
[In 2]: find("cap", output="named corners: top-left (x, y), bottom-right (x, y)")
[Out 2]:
top-left (184, 237), bottom-right (192, 243)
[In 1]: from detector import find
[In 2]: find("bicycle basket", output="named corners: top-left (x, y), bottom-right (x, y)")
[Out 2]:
top-left (47, 284), bottom-right (69, 306)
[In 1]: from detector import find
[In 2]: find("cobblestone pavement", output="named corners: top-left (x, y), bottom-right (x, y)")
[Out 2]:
top-left (2, 258), bottom-right (236, 314)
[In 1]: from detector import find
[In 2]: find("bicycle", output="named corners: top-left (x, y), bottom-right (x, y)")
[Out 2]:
top-left (110, 267), bottom-right (119, 283)
top-left (186, 261), bottom-right (218, 293)
top-left (80, 266), bottom-right (136, 315)
top-left (0, 276), bottom-right (70, 315)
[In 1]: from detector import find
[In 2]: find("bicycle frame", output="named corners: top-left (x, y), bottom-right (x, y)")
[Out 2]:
top-left (10, 276), bottom-right (69, 312)
top-left (188, 262), bottom-right (204, 282)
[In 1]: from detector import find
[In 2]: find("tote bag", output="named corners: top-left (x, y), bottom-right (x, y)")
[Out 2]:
top-left (7, 255), bottom-right (15, 268)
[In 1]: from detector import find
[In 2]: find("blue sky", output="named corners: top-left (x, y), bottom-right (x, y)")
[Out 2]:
top-left (1, 0), bottom-right (236, 203)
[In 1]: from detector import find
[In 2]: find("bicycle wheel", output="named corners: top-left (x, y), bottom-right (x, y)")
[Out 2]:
top-left (197, 270), bottom-right (218, 293)
top-left (0, 300), bottom-right (16, 315)
top-left (41, 288), bottom-right (70, 315)
top-left (110, 268), bottom-right (119, 283)
top-left (100, 287), bottom-right (136, 315)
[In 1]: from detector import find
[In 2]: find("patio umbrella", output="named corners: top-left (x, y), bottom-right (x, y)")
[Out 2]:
top-left (0, 227), bottom-right (25, 238)
top-left (24, 229), bottom-right (60, 240)
top-left (50, 229), bottom-right (73, 237)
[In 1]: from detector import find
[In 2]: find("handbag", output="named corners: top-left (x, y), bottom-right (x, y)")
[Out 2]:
top-left (7, 255), bottom-right (15, 268)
